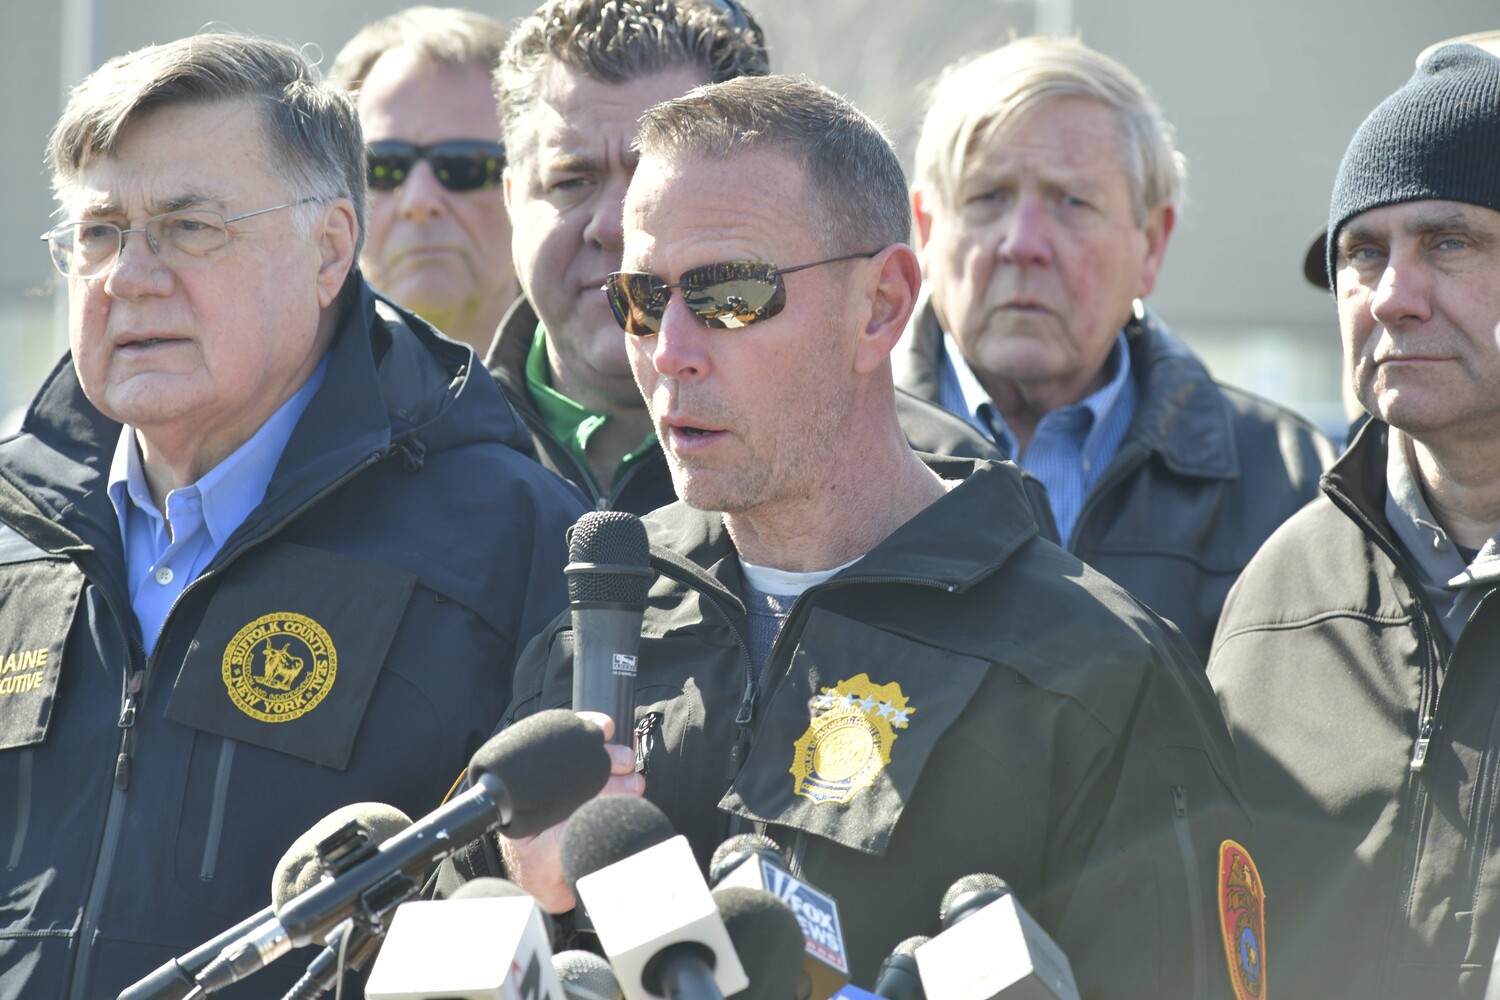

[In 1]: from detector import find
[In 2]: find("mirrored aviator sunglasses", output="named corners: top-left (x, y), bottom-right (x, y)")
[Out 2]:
top-left (603, 251), bottom-right (881, 335)
top-left (366, 139), bottom-right (505, 192)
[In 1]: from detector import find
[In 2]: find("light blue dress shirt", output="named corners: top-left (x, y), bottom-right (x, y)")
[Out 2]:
top-left (937, 331), bottom-right (1138, 547)
top-left (107, 356), bottom-right (329, 655)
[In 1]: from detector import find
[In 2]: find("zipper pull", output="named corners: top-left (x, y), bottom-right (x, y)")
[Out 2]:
top-left (118, 670), bottom-right (144, 729)
top-left (1410, 718), bottom-right (1434, 771)
top-left (114, 752), bottom-right (131, 791)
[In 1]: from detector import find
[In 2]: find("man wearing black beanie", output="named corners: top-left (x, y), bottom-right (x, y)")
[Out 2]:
top-left (1209, 43), bottom-right (1500, 1000)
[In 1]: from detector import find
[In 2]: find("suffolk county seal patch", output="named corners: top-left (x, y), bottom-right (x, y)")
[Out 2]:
top-left (222, 613), bottom-right (337, 723)
top-left (790, 673), bottom-right (912, 804)
top-left (1219, 839), bottom-right (1267, 1000)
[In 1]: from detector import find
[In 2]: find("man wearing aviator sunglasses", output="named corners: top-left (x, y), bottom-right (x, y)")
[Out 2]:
top-left (331, 7), bottom-right (518, 355)
top-left (472, 75), bottom-right (1252, 1000)
top-left (481, 0), bottom-right (999, 515)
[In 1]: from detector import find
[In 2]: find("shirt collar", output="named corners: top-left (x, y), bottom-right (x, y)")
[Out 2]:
top-left (941, 329), bottom-right (1134, 455)
top-left (1383, 427), bottom-right (1500, 590)
top-left (107, 353), bottom-right (330, 547)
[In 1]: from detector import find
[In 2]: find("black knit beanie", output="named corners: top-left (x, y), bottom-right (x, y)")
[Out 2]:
top-left (1325, 43), bottom-right (1500, 288)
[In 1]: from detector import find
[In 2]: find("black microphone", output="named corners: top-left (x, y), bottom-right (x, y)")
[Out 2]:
top-left (554, 950), bottom-right (623, 1000)
top-left (274, 803), bottom-right (414, 1000)
top-left (567, 511), bottom-right (652, 745)
top-left (196, 710), bottom-right (612, 993)
top-left (872, 936), bottom-right (928, 1000)
top-left (914, 875), bottom-right (1078, 1000)
top-left (118, 804), bottom-right (411, 1000)
top-left (711, 886), bottom-right (804, 1000)
top-left (561, 796), bottom-right (747, 1000)
top-left (709, 834), bottom-right (849, 1000)
top-left (116, 905), bottom-right (276, 1000)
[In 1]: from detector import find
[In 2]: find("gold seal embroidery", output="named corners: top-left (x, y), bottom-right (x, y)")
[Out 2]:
top-left (791, 673), bottom-right (913, 804)
top-left (1219, 839), bottom-right (1267, 1000)
top-left (222, 613), bottom-right (337, 723)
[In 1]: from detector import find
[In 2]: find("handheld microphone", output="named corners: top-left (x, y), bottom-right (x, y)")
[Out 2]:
top-left (117, 804), bottom-right (411, 1000)
top-left (709, 834), bottom-right (849, 1000)
top-left (710, 886), bottom-right (804, 1000)
top-left (554, 950), bottom-right (623, 1000)
top-left (567, 511), bottom-right (652, 745)
top-left (562, 796), bottom-right (748, 1000)
top-left (196, 710), bottom-right (612, 993)
top-left (872, 936), bottom-right (928, 1000)
top-left (914, 875), bottom-right (1078, 1000)
top-left (364, 878), bottom-right (563, 1000)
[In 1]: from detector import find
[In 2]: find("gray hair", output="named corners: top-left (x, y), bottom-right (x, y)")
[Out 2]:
top-left (633, 74), bottom-right (910, 253)
top-left (913, 36), bottom-right (1185, 223)
top-left (48, 32), bottom-right (367, 256)
top-left (329, 6), bottom-right (508, 96)
top-left (497, 0), bottom-right (769, 156)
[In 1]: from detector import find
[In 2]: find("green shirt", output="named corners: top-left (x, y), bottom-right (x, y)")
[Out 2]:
top-left (525, 323), bottom-right (658, 494)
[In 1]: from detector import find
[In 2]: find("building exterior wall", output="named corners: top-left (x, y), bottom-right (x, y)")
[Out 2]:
top-left (3, 0), bottom-right (1495, 433)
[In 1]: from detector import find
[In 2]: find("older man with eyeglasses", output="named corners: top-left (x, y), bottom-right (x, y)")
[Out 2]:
top-left (330, 6), bottom-right (518, 356)
top-left (445, 74), bottom-right (1253, 1000)
top-left (5, 31), bottom-right (584, 999)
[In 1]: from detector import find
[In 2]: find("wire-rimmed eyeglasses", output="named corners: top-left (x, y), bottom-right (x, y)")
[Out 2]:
top-left (39, 199), bottom-right (318, 278)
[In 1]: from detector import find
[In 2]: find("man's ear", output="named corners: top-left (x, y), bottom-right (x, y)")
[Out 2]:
top-left (1136, 202), bottom-right (1176, 300)
top-left (315, 199), bottom-right (359, 308)
top-left (853, 244), bottom-right (922, 376)
top-left (911, 187), bottom-right (935, 252)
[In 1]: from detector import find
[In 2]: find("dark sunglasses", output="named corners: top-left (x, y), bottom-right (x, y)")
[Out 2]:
top-left (603, 251), bottom-right (881, 335)
top-left (366, 139), bottom-right (506, 193)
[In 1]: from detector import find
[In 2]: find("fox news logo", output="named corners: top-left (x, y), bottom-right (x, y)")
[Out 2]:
top-left (760, 859), bottom-right (849, 973)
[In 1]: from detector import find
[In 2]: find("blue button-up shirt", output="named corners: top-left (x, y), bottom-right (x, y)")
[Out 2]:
top-left (107, 357), bottom-right (328, 654)
top-left (938, 331), bottom-right (1138, 547)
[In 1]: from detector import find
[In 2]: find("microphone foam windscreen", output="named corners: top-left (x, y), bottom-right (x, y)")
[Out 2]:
top-left (712, 886), bottom-right (804, 1000)
top-left (566, 511), bottom-right (652, 605)
top-left (272, 802), bottom-right (413, 912)
top-left (448, 876), bottom-right (531, 900)
top-left (558, 795), bottom-right (676, 890)
top-left (708, 833), bottom-right (784, 886)
top-left (893, 935), bottom-right (930, 958)
top-left (468, 709), bottom-right (612, 839)
top-left (938, 873), bottom-right (1010, 929)
top-left (554, 949), bottom-right (622, 1000)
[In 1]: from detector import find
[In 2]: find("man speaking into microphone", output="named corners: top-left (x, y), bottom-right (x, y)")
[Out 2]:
top-left (461, 74), bottom-right (1256, 1000)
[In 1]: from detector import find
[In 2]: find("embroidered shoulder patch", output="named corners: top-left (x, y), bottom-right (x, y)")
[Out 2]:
top-left (1219, 839), bottom-right (1267, 1000)
top-left (790, 673), bottom-right (912, 804)
top-left (222, 612), bottom-right (337, 724)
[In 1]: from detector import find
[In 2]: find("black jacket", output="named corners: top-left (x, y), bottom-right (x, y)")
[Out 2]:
top-left (500, 457), bottom-right (1252, 1000)
top-left (484, 296), bottom-right (1051, 525)
top-left (1209, 421), bottom-right (1500, 998)
top-left (0, 280), bottom-right (587, 999)
top-left (894, 298), bottom-right (1335, 664)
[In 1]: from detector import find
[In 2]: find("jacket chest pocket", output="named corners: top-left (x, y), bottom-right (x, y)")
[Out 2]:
top-left (163, 542), bottom-right (416, 770)
top-left (719, 608), bottom-right (988, 857)
top-left (0, 548), bottom-right (85, 752)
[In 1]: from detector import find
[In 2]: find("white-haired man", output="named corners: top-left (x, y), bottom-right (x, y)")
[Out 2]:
top-left (897, 36), bottom-right (1336, 664)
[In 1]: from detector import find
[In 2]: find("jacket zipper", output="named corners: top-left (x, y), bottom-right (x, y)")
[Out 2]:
top-left (1459, 591), bottom-right (1500, 920)
top-left (1169, 785), bottom-right (1207, 999)
top-left (1068, 442), bottom-right (1150, 553)
top-left (67, 446), bottom-right (387, 996)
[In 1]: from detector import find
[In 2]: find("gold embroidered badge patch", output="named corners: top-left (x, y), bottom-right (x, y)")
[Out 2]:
top-left (790, 673), bottom-right (912, 804)
top-left (222, 613), bottom-right (337, 724)
top-left (1219, 839), bottom-right (1267, 1000)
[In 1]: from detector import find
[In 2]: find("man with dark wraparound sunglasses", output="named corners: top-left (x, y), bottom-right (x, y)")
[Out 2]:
top-left (330, 7), bottom-right (518, 356)
top-left (447, 74), bottom-right (1255, 1000)
top-left (483, 0), bottom-right (1008, 515)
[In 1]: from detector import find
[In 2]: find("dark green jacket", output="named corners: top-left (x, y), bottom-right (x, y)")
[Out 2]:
top-left (505, 457), bottom-right (1251, 999)
top-left (894, 298), bottom-right (1335, 665)
top-left (1210, 421), bottom-right (1500, 998)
